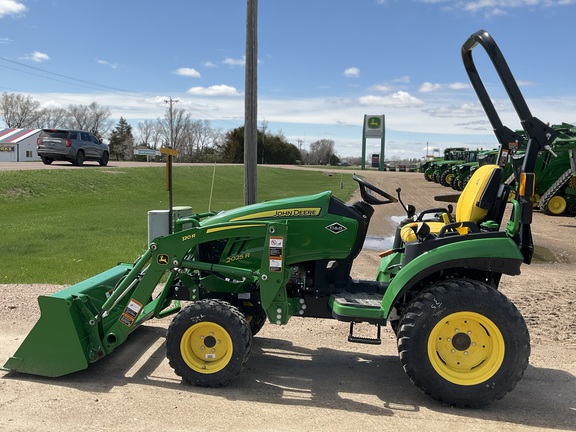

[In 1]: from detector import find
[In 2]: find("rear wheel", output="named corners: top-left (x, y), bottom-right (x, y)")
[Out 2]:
top-left (397, 279), bottom-right (530, 408)
top-left (166, 299), bottom-right (252, 387)
top-left (41, 157), bottom-right (53, 165)
top-left (74, 150), bottom-right (85, 166)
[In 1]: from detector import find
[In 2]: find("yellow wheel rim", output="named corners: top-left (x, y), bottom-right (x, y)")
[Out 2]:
top-left (568, 176), bottom-right (576, 189)
top-left (547, 196), bottom-right (567, 215)
top-left (446, 173), bottom-right (454, 184)
top-left (180, 322), bottom-right (233, 374)
top-left (530, 194), bottom-right (540, 208)
top-left (428, 312), bottom-right (505, 386)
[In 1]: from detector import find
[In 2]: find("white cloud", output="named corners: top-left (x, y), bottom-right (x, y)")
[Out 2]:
top-left (419, 81), bottom-right (470, 92)
top-left (23, 51), bottom-right (50, 62)
top-left (369, 84), bottom-right (392, 92)
top-left (357, 91), bottom-right (424, 107)
top-left (174, 67), bottom-right (201, 78)
top-left (0, 37), bottom-right (12, 44)
top-left (223, 56), bottom-right (245, 66)
top-left (203, 61), bottom-right (217, 68)
top-left (96, 59), bottom-right (118, 69)
top-left (428, 0), bottom-right (576, 17)
top-left (343, 67), bottom-right (360, 78)
top-left (0, 0), bottom-right (26, 18)
top-left (187, 84), bottom-right (240, 96)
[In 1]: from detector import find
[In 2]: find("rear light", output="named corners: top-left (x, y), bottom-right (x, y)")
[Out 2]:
top-left (65, 139), bottom-right (72, 147)
top-left (37, 137), bottom-right (41, 147)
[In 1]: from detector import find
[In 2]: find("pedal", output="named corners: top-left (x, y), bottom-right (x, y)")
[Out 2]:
top-left (347, 322), bottom-right (381, 345)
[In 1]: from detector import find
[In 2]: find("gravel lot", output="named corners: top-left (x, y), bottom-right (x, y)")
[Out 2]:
top-left (1, 163), bottom-right (575, 431)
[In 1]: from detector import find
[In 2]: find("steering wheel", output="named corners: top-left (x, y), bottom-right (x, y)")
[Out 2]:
top-left (352, 174), bottom-right (398, 205)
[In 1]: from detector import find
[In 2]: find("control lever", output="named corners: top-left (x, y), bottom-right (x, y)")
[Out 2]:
top-left (396, 187), bottom-right (416, 226)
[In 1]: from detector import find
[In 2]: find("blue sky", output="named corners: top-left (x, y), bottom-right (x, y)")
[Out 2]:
top-left (1, 0), bottom-right (576, 160)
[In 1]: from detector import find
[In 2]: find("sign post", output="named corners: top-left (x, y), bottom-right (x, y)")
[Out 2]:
top-left (361, 115), bottom-right (385, 171)
top-left (160, 147), bottom-right (179, 234)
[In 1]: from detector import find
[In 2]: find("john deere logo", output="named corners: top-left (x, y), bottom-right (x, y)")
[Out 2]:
top-left (157, 254), bottom-right (169, 265)
top-left (326, 223), bottom-right (347, 234)
top-left (368, 117), bottom-right (381, 129)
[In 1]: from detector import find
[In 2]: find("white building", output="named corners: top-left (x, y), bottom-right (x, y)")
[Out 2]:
top-left (0, 128), bottom-right (42, 162)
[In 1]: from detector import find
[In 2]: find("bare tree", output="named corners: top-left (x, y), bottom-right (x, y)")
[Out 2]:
top-left (136, 119), bottom-right (156, 146)
top-left (66, 102), bottom-right (112, 139)
top-left (32, 107), bottom-right (69, 129)
top-left (0, 93), bottom-right (40, 128)
top-left (307, 139), bottom-right (336, 165)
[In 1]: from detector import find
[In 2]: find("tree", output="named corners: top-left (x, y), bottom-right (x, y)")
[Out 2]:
top-left (108, 117), bottom-right (134, 161)
top-left (219, 126), bottom-right (300, 164)
top-left (307, 139), bottom-right (336, 165)
top-left (32, 107), bottom-right (69, 129)
top-left (66, 102), bottom-right (112, 139)
top-left (0, 93), bottom-right (40, 128)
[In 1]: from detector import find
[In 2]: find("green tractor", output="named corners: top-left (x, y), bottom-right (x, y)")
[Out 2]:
top-left (421, 147), bottom-right (467, 181)
top-left (4, 30), bottom-right (548, 408)
top-left (450, 149), bottom-right (499, 191)
top-left (432, 149), bottom-right (480, 186)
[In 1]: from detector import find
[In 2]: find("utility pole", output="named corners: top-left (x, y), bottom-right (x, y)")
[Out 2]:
top-left (164, 97), bottom-right (178, 233)
top-left (244, 0), bottom-right (258, 205)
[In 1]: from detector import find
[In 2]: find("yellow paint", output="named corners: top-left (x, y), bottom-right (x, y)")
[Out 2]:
top-left (231, 207), bottom-right (321, 221)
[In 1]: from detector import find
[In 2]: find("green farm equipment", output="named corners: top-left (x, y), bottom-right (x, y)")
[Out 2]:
top-left (432, 149), bottom-right (479, 186)
top-left (421, 147), bottom-right (467, 181)
top-left (4, 30), bottom-right (547, 407)
top-left (449, 149), bottom-right (498, 191)
top-left (526, 123), bottom-right (576, 215)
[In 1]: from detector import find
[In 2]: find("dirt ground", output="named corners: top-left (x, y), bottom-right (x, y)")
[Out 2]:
top-left (1, 165), bottom-right (575, 431)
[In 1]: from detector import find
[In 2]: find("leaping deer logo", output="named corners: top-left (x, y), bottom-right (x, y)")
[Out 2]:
top-left (157, 254), bottom-right (169, 265)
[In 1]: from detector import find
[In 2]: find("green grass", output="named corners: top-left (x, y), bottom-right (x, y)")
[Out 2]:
top-left (0, 165), bottom-right (357, 284)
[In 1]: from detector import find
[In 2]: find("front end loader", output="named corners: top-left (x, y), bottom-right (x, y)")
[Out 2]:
top-left (3, 30), bottom-right (551, 408)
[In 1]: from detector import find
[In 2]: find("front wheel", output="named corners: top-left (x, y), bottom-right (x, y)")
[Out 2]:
top-left (166, 299), bottom-right (252, 387)
top-left (99, 152), bottom-right (109, 166)
top-left (397, 279), bottom-right (530, 408)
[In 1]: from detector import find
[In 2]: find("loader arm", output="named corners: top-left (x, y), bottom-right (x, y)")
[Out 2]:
top-left (2, 221), bottom-right (292, 377)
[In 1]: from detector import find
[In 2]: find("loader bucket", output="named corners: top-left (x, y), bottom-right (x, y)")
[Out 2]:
top-left (2, 263), bottom-right (132, 377)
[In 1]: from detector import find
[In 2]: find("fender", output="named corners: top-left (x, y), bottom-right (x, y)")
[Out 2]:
top-left (380, 236), bottom-right (524, 317)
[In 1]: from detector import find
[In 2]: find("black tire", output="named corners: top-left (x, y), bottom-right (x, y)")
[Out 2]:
top-left (99, 152), bottom-right (109, 166)
top-left (166, 299), bottom-right (252, 387)
top-left (462, 173), bottom-right (472, 190)
top-left (424, 172), bottom-right (433, 182)
top-left (397, 279), bottom-right (530, 408)
top-left (440, 169), bottom-right (453, 187)
top-left (235, 301), bottom-right (267, 336)
top-left (74, 150), bottom-right (85, 166)
top-left (41, 157), bottom-right (53, 165)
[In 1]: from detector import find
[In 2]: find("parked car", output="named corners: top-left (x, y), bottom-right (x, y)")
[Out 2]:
top-left (36, 129), bottom-right (109, 166)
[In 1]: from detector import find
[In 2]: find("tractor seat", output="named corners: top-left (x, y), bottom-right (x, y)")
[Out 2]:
top-left (401, 164), bottom-right (505, 243)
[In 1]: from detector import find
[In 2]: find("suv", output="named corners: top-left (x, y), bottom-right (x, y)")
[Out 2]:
top-left (36, 129), bottom-right (109, 166)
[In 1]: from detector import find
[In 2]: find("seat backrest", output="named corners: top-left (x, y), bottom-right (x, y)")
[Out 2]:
top-left (456, 164), bottom-right (503, 224)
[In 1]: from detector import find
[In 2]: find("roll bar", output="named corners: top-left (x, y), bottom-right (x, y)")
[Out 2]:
top-left (461, 30), bottom-right (557, 173)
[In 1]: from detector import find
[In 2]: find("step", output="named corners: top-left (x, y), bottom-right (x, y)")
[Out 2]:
top-left (329, 291), bottom-right (386, 324)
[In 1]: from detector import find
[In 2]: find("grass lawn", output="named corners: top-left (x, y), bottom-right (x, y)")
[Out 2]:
top-left (0, 165), bottom-right (357, 284)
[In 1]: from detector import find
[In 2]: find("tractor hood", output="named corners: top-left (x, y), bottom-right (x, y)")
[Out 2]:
top-left (200, 191), bottom-right (332, 226)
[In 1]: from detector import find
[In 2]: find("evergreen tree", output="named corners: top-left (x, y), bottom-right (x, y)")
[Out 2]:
top-left (109, 117), bottom-right (134, 161)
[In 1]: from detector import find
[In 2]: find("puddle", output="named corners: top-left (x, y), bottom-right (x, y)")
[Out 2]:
top-left (363, 235), bottom-right (394, 251)
top-left (532, 245), bottom-right (571, 264)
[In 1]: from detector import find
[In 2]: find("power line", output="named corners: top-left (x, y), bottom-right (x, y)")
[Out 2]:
top-left (0, 56), bottom-right (138, 95)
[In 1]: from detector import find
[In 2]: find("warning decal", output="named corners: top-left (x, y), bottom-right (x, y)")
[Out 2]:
top-left (269, 236), bottom-right (284, 272)
top-left (120, 298), bottom-right (143, 327)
